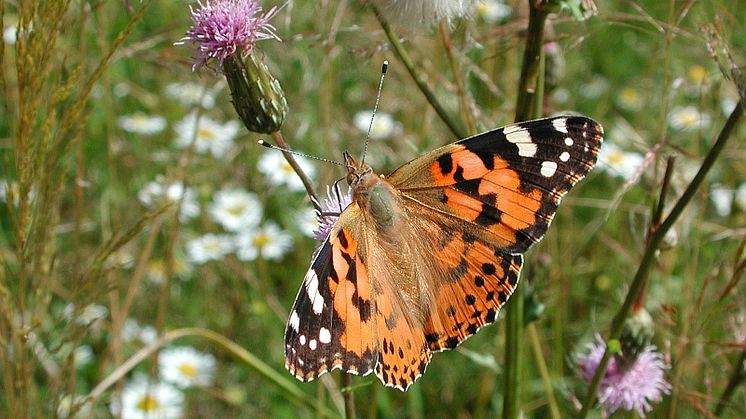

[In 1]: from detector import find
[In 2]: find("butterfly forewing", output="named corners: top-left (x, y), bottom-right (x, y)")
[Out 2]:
top-left (390, 116), bottom-right (603, 254)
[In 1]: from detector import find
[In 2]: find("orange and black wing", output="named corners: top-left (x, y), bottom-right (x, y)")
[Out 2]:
top-left (284, 206), bottom-right (379, 381)
top-left (390, 115), bottom-right (604, 254)
top-left (390, 116), bottom-right (603, 350)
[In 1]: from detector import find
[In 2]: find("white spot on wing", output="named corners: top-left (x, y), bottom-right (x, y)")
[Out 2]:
top-left (560, 151), bottom-right (570, 162)
top-left (565, 137), bottom-right (574, 146)
top-left (299, 335), bottom-right (306, 345)
top-left (304, 269), bottom-right (325, 315)
top-left (504, 125), bottom-right (537, 157)
top-left (541, 161), bottom-right (558, 177)
top-left (309, 339), bottom-right (317, 350)
top-left (319, 327), bottom-right (331, 343)
top-left (553, 118), bottom-right (568, 133)
top-left (289, 311), bottom-right (300, 332)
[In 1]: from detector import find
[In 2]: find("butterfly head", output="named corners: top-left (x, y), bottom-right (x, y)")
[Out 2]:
top-left (343, 151), bottom-right (375, 188)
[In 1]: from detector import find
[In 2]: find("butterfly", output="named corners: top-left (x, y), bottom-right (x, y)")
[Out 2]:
top-left (284, 116), bottom-right (604, 391)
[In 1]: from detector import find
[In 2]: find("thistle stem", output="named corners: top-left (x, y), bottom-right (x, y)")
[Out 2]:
top-left (370, 4), bottom-right (467, 139)
top-left (341, 373), bottom-right (357, 419)
top-left (271, 131), bottom-right (321, 212)
top-left (503, 2), bottom-right (550, 418)
top-left (578, 100), bottom-right (744, 417)
top-left (714, 347), bottom-right (746, 416)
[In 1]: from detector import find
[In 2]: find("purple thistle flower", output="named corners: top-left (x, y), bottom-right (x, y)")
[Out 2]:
top-left (178, 0), bottom-right (281, 71)
top-left (577, 335), bottom-right (671, 418)
top-left (312, 185), bottom-right (353, 244)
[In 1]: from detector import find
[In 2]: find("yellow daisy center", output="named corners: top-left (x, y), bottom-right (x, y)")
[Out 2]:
top-left (620, 87), bottom-right (639, 103)
top-left (253, 233), bottom-right (270, 247)
top-left (607, 151), bottom-right (625, 165)
top-left (136, 394), bottom-right (159, 412)
top-left (198, 128), bottom-right (215, 141)
top-left (178, 362), bottom-right (198, 378)
top-left (227, 203), bottom-right (247, 216)
top-left (679, 112), bottom-right (698, 126)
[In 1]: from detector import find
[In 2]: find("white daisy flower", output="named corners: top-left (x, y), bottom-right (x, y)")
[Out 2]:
top-left (597, 143), bottom-right (644, 181)
top-left (370, 0), bottom-right (477, 27)
top-left (615, 86), bottom-right (644, 111)
top-left (476, 0), bottom-right (512, 23)
top-left (185, 233), bottom-right (234, 264)
top-left (736, 183), bottom-right (746, 212)
top-left (551, 88), bottom-right (570, 105)
top-left (113, 82), bottom-right (130, 98)
top-left (113, 374), bottom-right (183, 419)
top-left (208, 188), bottom-right (263, 232)
top-left (64, 303), bottom-right (108, 327)
top-left (121, 319), bottom-right (158, 345)
top-left (580, 75), bottom-right (609, 99)
top-left (73, 345), bottom-right (94, 367)
top-left (710, 184), bottom-right (733, 217)
top-left (117, 113), bottom-right (167, 135)
top-left (721, 96), bottom-right (738, 115)
top-left (165, 82), bottom-right (217, 109)
top-left (159, 346), bottom-right (217, 388)
top-left (257, 151), bottom-right (315, 192)
top-left (3, 25), bottom-right (17, 45)
top-left (668, 106), bottom-right (712, 131)
top-left (57, 394), bottom-right (92, 418)
top-left (353, 111), bottom-right (400, 140)
top-left (137, 176), bottom-right (200, 223)
top-left (0, 179), bottom-right (9, 202)
top-left (145, 256), bottom-right (193, 284)
top-left (174, 112), bottom-right (240, 158)
top-left (234, 223), bottom-right (293, 261)
top-left (106, 247), bottom-right (136, 269)
top-left (296, 207), bottom-right (319, 238)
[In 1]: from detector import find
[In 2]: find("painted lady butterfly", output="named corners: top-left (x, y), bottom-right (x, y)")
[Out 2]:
top-left (284, 116), bottom-right (604, 390)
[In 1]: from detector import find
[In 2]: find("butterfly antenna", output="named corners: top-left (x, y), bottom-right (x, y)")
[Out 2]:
top-left (361, 60), bottom-right (389, 163)
top-left (257, 140), bottom-right (345, 167)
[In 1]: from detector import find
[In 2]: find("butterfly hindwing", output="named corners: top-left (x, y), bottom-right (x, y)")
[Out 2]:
top-left (423, 227), bottom-right (523, 351)
top-left (284, 206), bottom-right (378, 381)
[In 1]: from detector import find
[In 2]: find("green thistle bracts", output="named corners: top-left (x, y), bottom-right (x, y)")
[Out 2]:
top-left (619, 308), bottom-right (655, 360)
top-left (223, 53), bottom-right (287, 134)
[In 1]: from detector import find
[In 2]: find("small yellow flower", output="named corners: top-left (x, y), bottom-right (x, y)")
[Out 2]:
top-left (687, 66), bottom-right (707, 85)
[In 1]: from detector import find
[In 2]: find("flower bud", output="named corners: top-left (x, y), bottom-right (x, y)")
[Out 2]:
top-left (619, 308), bottom-right (655, 360)
top-left (223, 53), bottom-right (287, 134)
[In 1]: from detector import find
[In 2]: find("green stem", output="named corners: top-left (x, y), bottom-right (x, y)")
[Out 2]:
top-left (502, 282), bottom-right (524, 419)
top-left (579, 101), bottom-right (744, 417)
top-left (370, 4), bottom-right (467, 139)
top-left (528, 324), bottom-right (561, 419)
top-left (514, 2), bottom-right (549, 122)
top-left (714, 347), bottom-right (746, 416)
top-left (503, 2), bottom-right (550, 418)
top-left (342, 373), bottom-right (357, 419)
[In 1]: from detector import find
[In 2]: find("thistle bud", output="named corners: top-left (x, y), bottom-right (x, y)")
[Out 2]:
top-left (223, 53), bottom-right (287, 134)
top-left (619, 308), bottom-right (655, 360)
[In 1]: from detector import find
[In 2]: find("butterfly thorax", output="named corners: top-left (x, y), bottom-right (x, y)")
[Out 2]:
top-left (344, 152), bottom-right (400, 231)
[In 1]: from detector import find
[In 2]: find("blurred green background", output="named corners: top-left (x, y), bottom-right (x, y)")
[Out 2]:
top-left (0, 0), bottom-right (743, 417)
